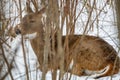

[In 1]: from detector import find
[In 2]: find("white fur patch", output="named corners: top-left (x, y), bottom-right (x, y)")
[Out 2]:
top-left (85, 65), bottom-right (110, 78)
top-left (24, 32), bottom-right (37, 39)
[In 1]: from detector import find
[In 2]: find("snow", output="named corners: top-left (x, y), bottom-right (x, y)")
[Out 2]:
top-left (1, 0), bottom-right (120, 80)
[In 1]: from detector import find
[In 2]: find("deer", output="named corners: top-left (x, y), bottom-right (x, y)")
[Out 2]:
top-left (14, 5), bottom-right (120, 79)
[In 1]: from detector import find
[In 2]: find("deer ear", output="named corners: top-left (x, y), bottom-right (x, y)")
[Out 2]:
top-left (26, 2), bottom-right (34, 13)
top-left (37, 7), bottom-right (46, 14)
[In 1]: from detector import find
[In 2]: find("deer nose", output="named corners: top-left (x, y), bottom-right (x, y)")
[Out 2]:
top-left (15, 29), bottom-right (21, 35)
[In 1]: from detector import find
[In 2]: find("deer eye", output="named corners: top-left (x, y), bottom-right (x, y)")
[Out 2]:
top-left (29, 19), bottom-right (35, 23)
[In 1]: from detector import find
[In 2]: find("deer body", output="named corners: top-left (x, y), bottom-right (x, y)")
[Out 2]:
top-left (29, 33), bottom-right (119, 77)
top-left (17, 7), bottom-right (120, 78)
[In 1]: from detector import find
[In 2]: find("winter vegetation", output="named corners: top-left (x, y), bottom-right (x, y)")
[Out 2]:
top-left (0, 0), bottom-right (120, 80)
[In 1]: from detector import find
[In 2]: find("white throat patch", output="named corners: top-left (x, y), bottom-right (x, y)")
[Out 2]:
top-left (24, 32), bottom-right (37, 39)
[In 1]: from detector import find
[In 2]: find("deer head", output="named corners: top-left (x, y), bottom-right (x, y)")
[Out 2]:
top-left (20, 8), bottom-right (45, 36)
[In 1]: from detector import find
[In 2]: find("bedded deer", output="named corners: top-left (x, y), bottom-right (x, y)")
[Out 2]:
top-left (14, 6), bottom-right (120, 78)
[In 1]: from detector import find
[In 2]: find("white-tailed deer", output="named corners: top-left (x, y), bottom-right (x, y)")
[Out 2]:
top-left (14, 5), bottom-right (120, 78)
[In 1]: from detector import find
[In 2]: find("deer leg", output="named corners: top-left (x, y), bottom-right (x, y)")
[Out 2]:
top-left (88, 64), bottom-right (116, 79)
top-left (67, 59), bottom-right (89, 76)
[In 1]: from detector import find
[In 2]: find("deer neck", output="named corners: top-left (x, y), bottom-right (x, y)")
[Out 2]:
top-left (30, 32), bottom-right (44, 48)
top-left (29, 32), bottom-right (44, 67)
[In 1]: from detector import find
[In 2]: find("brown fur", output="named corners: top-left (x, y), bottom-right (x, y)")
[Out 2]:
top-left (16, 7), bottom-right (120, 78)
